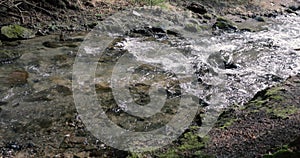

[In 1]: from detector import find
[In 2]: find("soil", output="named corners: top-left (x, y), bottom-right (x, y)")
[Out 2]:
top-left (206, 74), bottom-right (300, 157)
top-left (0, 0), bottom-right (136, 35)
top-left (0, 0), bottom-right (300, 157)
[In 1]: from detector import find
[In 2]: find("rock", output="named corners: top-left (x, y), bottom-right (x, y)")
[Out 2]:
top-left (203, 14), bottom-right (212, 20)
top-left (254, 16), bottom-right (265, 22)
top-left (95, 82), bottom-right (111, 91)
top-left (285, 8), bottom-right (298, 14)
top-left (0, 40), bottom-right (2, 46)
top-left (0, 49), bottom-right (21, 64)
top-left (240, 28), bottom-right (253, 32)
top-left (213, 17), bottom-right (237, 32)
top-left (0, 101), bottom-right (8, 106)
top-left (184, 23), bottom-right (202, 33)
top-left (1, 24), bottom-right (35, 40)
top-left (23, 87), bottom-right (59, 102)
top-left (186, 2), bottom-right (208, 14)
top-left (289, 5), bottom-right (300, 11)
top-left (7, 70), bottom-right (29, 86)
top-left (54, 85), bottom-right (72, 96)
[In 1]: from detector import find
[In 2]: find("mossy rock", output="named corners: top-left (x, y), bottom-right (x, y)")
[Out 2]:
top-left (247, 86), bottom-right (299, 118)
top-left (155, 127), bottom-right (213, 158)
top-left (1, 24), bottom-right (35, 40)
top-left (213, 17), bottom-right (237, 31)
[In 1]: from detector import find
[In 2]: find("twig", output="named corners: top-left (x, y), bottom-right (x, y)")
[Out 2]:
top-left (0, 2), bottom-right (9, 7)
top-left (33, 10), bottom-right (42, 22)
top-left (2, 11), bottom-right (22, 19)
top-left (22, 0), bottom-right (56, 18)
top-left (14, 2), bottom-right (25, 24)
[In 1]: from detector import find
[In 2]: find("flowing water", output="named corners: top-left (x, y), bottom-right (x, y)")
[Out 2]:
top-left (0, 7), bottom-right (299, 152)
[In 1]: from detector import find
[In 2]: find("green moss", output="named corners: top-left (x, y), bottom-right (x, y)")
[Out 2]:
top-left (245, 85), bottom-right (300, 118)
top-left (251, 100), bottom-right (267, 107)
top-left (265, 87), bottom-right (284, 96)
top-left (127, 126), bottom-right (214, 157)
top-left (265, 87), bottom-right (285, 101)
top-left (251, 99), bottom-right (298, 118)
top-left (155, 127), bottom-right (213, 157)
top-left (127, 153), bottom-right (143, 158)
top-left (1, 24), bottom-right (35, 39)
top-left (95, 14), bottom-right (103, 17)
top-left (158, 149), bottom-right (181, 158)
top-left (267, 106), bottom-right (299, 118)
top-left (220, 118), bottom-right (237, 129)
top-left (178, 131), bottom-right (206, 150)
top-left (270, 95), bottom-right (284, 101)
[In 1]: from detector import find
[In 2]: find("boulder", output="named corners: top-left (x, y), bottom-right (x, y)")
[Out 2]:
top-left (1, 24), bottom-right (35, 40)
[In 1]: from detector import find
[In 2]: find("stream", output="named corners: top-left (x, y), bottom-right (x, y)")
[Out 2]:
top-left (0, 7), bottom-right (300, 153)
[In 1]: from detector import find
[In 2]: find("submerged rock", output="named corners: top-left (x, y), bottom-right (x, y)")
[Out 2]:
top-left (7, 70), bottom-right (29, 86)
top-left (0, 49), bottom-right (21, 64)
top-left (42, 41), bottom-right (79, 48)
top-left (1, 25), bottom-right (35, 40)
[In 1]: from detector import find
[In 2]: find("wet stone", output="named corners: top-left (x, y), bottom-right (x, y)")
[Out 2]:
top-left (54, 85), bottom-right (72, 96)
top-left (186, 2), bottom-right (208, 15)
top-left (0, 49), bottom-right (21, 64)
top-left (128, 83), bottom-right (151, 105)
top-left (254, 16), bottom-right (265, 22)
top-left (0, 101), bottom-right (8, 106)
top-left (213, 17), bottom-right (237, 32)
top-left (127, 27), bottom-right (167, 39)
top-left (289, 5), bottom-right (300, 11)
top-left (6, 70), bottom-right (29, 86)
top-left (95, 82), bottom-right (111, 92)
top-left (1, 24), bottom-right (35, 40)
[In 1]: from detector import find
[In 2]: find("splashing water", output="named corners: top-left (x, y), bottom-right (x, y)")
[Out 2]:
top-left (122, 11), bottom-right (300, 110)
